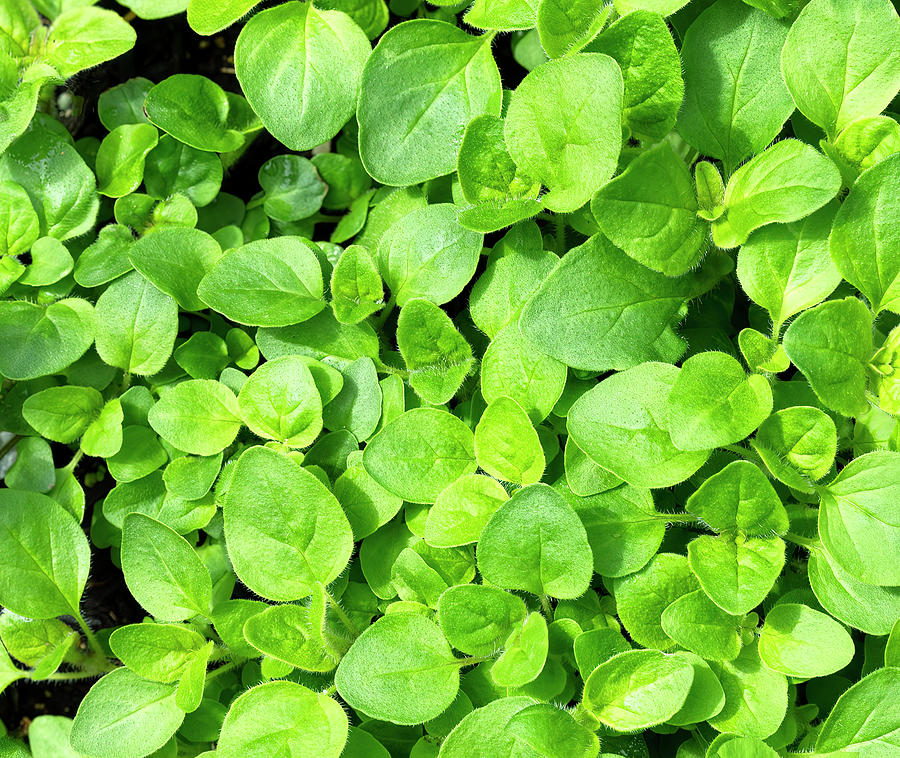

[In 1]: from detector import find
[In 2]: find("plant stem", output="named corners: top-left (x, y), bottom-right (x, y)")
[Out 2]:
top-left (323, 588), bottom-right (360, 638)
top-left (785, 532), bottom-right (818, 550)
top-left (65, 449), bottom-right (84, 473)
top-left (205, 660), bottom-right (240, 683)
top-left (0, 434), bottom-right (21, 460)
top-left (74, 611), bottom-right (107, 663)
top-left (371, 292), bottom-right (397, 332)
top-left (37, 670), bottom-right (102, 682)
top-left (539, 594), bottom-right (553, 620)
top-left (662, 513), bottom-right (700, 524)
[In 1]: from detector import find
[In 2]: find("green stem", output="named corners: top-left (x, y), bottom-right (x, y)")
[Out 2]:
top-left (785, 532), bottom-right (819, 550)
top-left (539, 594), bottom-right (553, 620)
top-left (65, 449), bottom-right (84, 473)
top-left (554, 214), bottom-right (566, 256)
top-left (323, 588), bottom-right (360, 638)
top-left (74, 611), bottom-right (108, 663)
top-left (371, 292), bottom-right (397, 332)
top-left (323, 684), bottom-right (337, 697)
top-left (205, 660), bottom-right (240, 683)
top-left (36, 670), bottom-right (102, 682)
top-left (0, 434), bottom-right (22, 460)
top-left (453, 654), bottom-right (494, 668)
top-left (662, 513), bottom-right (700, 524)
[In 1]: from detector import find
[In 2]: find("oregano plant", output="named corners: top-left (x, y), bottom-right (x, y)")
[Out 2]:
top-left (1, 0), bottom-right (900, 756)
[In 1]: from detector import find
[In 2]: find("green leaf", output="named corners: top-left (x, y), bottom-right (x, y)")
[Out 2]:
top-left (363, 408), bottom-right (476, 504)
top-left (505, 53), bottom-right (622, 212)
top-left (398, 299), bottom-right (473, 405)
top-left (95, 123), bottom-right (158, 198)
top-left (491, 611), bottom-right (548, 688)
top-left (780, 0), bottom-right (900, 138)
top-left (357, 19), bottom-right (501, 186)
top-left (707, 641), bottom-right (787, 739)
top-left (818, 451), bottom-right (900, 586)
top-left (121, 513), bottom-right (213, 621)
top-left (198, 237), bottom-right (325, 326)
top-left (535, 0), bottom-right (608, 59)
top-left (614, 553), bottom-right (699, 650)
top-left (685, 460), bottom-right (788, 536)
top-left (19, 237), bottom-right (73, 286)
top-left (667, 352), bottom-right (773, 452)
top-left (561, 482), bottom-right (665, 578)
top-left (144, 135), bottom-right (223, 208)
top-left (335, 613), bottom-right (460, 725)
top-left (331, 244), bottom-right (384, 324)
top-left (238, 356), bottom-right (323, 447)
top-left (829, 153), bottom-right (900, 314)
top-left (474, 396), bottom-right (544, 485)
top-left (808, 548), bottom-right (900, 636)
top-left (521, 235), bottom-right (730, 373)
top-left (223, 446), bottom-right (353, 600)
top-left (0, 180), bottom-right (39, 256)
top-left (782, 297), bottom-right (873, 417)
top-left (94, 270), bottom-right (178, 376)
top-left (758, 603), bottom-right (854, 678)
top-left (712, 139), bottom-right (842, 249)
top-left (148, 379), bottom-right (241, 456)
top-left (73, 223), bottom-right (135, 288)
top-left (0, 490), bottom-right (89, 618)
top-left (218, 680), bottom-right (347, 757)
top-left (668, 651), bottom-right (726, 727)
top-left (677, 0), bottom-right (794, 173)
top-left (589, 10), bottom-right (684, 141)
top-left (70, 668), bottom-right (184, 758)
top-left (424, 474), bottom-right (508, 548)
top-left (477, 483), bottom-right (594, 599)
top-left (242, 602), bottom-right (337, 672)
top-left (97, 76), bottom-right (153, 130)
top-left (321, 356), bottom-right (382, 441)
top-left (583, 649), bottom-right (694, 731)
top-left (688, 534), bottom-right (785, 616)
top-left (144, 74), bottom-right (250, 153)
top-left (437, 584), bottom-right (526, 656)
top-left (0, 298), bottom-right (94, 381)
top-left (568, 362), bottom-right (710, 489)
top-left (108, 623), bottom-right (206, 683)
top-left (44, 6), bottom-right (136, 78)
top-left (259, 154), bottom-right (327, 223)
top-left (187, 0), bottom-right (261, 35)
top-left (378, 203), bottom-right (483, 306)
top-left (22, 385), bottom-right (104, 443)
top-left (505, 703), bottom-right (599, 758)
top-left (465, 0), bottom-right (537, 32)
top-left (661, 589), bottom-right (742, 662)
top-left (753, 406), bottom-right (837, 485)
top-left (438, 697), bottom-right (536, 758)
top-left (591, 142), bottom-right (707, 276)
top-left (334, 462), bottom-right (403, 539)
top-left (128, 227), bottom-right (222, 312)
top-left (815, 667), bottom-right (900, 756)
top-left (235, 1), bottom-right (368, 151)
top-left (105, 425), bottom-right (167, 482)
top-left (481, 321), bottom-right (567, 424)
top-left (736, 202), bottom-right (841, 329)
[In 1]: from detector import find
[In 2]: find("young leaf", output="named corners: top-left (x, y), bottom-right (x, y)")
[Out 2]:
top-left (758, 603), bottom-right (854, 678)
top-left (780, 0), bottom-right (900, 138)
top-left (121, 513), bottom-right (213, 621)
top-left (95, 123), bottom-right (158, 198)
top-left (217, 680), bottom-right (348, 758)
top-left (335, 613), bottom-right (460, 725)
top-left (148, 379), bottom-right (242, 456)
top-left (782, 297), bottom-right (873, 417)
top-left (0, 490), bottom-right (89, 619)
top-left (583, 649), bottom-right (694, 731)
top-left (437, 584), bottom-right (526, 656)
top-left (235, 1), bottom-right (369, 151)
top-left (712, 140), bottom-right (841, 249)
top-left (504, 53), bottom-right (622, 212)
top-left (568, 362), bottom-right (710, 489)
top-left (363, 408), bottom-right (477, 503)
top-left (237, 356), bottom-right (323, 448)
top-left (661, 589), bottom-right (742, 662)
top-left (70, 668), bottom-right (184, 758)
top-left (198, 237), bottom-right (325, 327)
top-left (474, 396), bottom-right (545, 485)
top-left (357, 20), bottom-right (501, 186)
top-left (829, 153), bottom-right (900, 314)
top-left (331, 244), bottom-right (384, 324)
top-left (108, 623), bottom-right (207, 683)
top-left (591, 141), bottom-right (707, 276)
top-left (397, 299), bottom-right (473, 405)
top-left (94, 270), bottom-right (178, 376)
top-left (477, 483), bottom-right (594, 599)
top-left (223, 446), bottom-right (353, 600)
top-left (667, 352), bottom-right (773, 452)
top-left (22, 385), bottom-right (104, 444)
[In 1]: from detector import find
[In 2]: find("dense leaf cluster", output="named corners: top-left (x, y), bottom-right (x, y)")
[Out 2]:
top-left (1, 0), bottom-right (900, 756)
